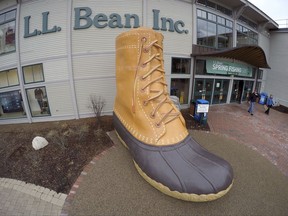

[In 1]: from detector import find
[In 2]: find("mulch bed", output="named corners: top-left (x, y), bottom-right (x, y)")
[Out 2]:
top-left (0, 116), bottom-right (114, 194)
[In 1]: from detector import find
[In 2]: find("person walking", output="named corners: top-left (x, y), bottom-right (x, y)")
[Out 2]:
top-left (265, 94), bottom-right (274, 115)
top-left (248, 90), bottom-right (258, 116)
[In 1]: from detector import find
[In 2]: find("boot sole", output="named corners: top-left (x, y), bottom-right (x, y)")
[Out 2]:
top-left (115, 130), bottom-right (233, 202)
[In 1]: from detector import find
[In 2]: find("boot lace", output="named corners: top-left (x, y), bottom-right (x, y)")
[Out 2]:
top-left (132, 37), bottom-right (180, 127)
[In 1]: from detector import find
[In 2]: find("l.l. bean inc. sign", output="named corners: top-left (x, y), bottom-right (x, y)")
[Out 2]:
top-left (24, 7), bottom-right (189, 38)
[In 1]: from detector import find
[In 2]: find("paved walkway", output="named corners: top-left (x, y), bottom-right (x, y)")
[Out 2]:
top-left (0, 103), bottom-right (287, 215)
top-left (0, 178), bottom-right (66, 216)
top-left (208, 103), bottom-right (288, 177)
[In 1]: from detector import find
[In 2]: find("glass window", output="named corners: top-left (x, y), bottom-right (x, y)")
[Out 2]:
top-left (0, 21), bottom-right (16, 54)
top-left (0, 68), bottom-right (19, 88)
top-left (0, 14), bottom-right (4, 23)
top-left (197, 0), bottom-right (206, 6)
top-left (207, 1), bottom-right (216, 10)
top-left (197, 9), bottom-right (233, 49)
top-left (207, 13), bottom-right (216, 22)
top-left (196, 1), bottom-right (232, 17)
top-left (23, 64), bottom-right (44, 84)
top-left (212, 79), bottom-right (229, 104)
top-left (226, 20), bottom-right (233, 28)
top-left (195, 59), bottom-right (206, 75)
top-left (217, 26), bottom-right (233, 49)
top-left (242, 81), bottom-right (253, 102)
top-left (217, 16), bottom-right (225, 25)
top-left (255, 82), bottom-right (261, 93)
top-left (197, 9), bottom-right (206, 19)
top-left (238, 15), bottom-right (257, 30)
top-left (171, 58), bottom-right (191, 74)
top-left (216, 5), bottom-right (232, 17)
top-left (26, 87), bottom-right (50, 117)
top-left (0, 10), bottom-right (16, 55)
top-left (257, 69), bottom-right (263, 80)
top-left (197, 19), bottom-right (217, 47)
top-left (193, 78), bottom-right (214, 103)
top-left (0, 90), bottom-right (26, 119)
top-left (5, 10), bottom-right (16, 21)
top-left (197, 19), bottom-right (208, 45)
top-left (170, 79), bottom-right (190, 104)
top-left (236, 24), bottom-right (258, 46)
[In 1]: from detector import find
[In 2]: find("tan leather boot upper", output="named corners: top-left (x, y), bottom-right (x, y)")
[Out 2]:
top-left (114, 27), bottom-right (188, 146)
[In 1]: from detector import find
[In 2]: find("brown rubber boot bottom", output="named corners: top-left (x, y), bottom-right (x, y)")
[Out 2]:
top-left (115, 131), bottom-right (234, 202)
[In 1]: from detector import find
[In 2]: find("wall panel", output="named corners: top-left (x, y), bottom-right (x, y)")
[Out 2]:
top-left (72, 0), bottom-right (143, 54)
top-left (72, 54), bottom-right (115, 79)
top-left (75, 77), bottom-right (116, 114)
top-left (19, 0), bottom-right (68, 63)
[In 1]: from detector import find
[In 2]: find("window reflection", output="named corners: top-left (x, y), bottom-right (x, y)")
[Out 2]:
top-left (212, 79), bottom-right (229, 104)
top-left (171, 58), bottom-right (191, 74)
top-left (0, 90), bottom-right (25, 119)
top-left (0, 68), bottom-right (19, 88)
top-left (0, 9), bottom-right (16, 55)
top-left (170, 79), bottom-right (190, 104)
top-left (26, 87), bottom-right (50, 117)
top-left (242, 81), bottom-right (253, 102)
top-left (197, 9), bottom-right (233, 49)
top-left (236, 24), bottom-right (258, 46)
top-left (23, 64), bottom-right (44, 84)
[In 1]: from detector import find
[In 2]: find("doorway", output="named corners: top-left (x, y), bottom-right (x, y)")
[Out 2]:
top-left (194, 79), bottom-right (213, 103)
top-left (212, 79), bottom-right (229, 104)
top-left (231, 80), bottom-right (244, 103)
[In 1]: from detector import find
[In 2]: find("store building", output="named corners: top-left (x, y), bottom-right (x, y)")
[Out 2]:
top-left (0, 0), bottom-right (284, 125)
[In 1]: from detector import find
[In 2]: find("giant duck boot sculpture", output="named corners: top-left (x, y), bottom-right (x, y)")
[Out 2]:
top-left (113, 27), bottom-right (233, 202)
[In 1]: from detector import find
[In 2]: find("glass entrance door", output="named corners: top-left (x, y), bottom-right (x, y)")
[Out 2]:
top-left (231, 80), bottom-right (244, 103)
top-left (194, 79), bottom-right (214, 103)
top-left (212, 79), bottom-right (229, 104)
top-left (242, 81), bottom-right (253, 102)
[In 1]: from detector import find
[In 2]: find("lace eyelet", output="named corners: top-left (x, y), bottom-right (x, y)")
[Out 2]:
top-left (155, 122), bottom-right (161, 128)
top-left (142, 63), bottom-right (147, 68)
top-left (143, 100), bottom-right (148, 106)
top-left (141, 37), bottom-right (147, 42)
top-left (143, 48), bottom-right (149, 53)
top-left (150, 113), bottom-right (155, 119)
top-left (140, 88), bottom-right (145, 93)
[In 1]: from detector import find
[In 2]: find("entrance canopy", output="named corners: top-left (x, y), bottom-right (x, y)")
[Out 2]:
top-left (191, 45), bottom-right (271, 69)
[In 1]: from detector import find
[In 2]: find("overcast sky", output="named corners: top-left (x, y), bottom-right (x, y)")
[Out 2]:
top-left (248, 0), bottom-right (288, 21)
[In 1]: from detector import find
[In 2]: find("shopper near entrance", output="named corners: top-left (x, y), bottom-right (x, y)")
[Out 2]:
top-left (34, 88), bottom-right (44, 114)
top-left (248, 90), bottom-right (259, 115)
top-left (265, 94), bottom-right (274, 115)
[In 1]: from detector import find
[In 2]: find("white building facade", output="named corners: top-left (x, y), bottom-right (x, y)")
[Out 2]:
top-left (0, 0), bottom-right (284, 125)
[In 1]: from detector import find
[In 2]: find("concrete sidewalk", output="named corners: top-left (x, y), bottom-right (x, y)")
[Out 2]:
top-left (1, 103), bottom-right (288, 215)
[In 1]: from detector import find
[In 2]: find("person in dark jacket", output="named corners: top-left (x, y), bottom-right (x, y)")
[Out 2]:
top-left (265, 94), bottom-right (274, 115)
top-left (248, 90), bottom-right (259, 115)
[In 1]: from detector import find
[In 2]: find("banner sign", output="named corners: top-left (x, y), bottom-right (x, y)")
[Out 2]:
top-left (206, 59), bottom-right (252, 77)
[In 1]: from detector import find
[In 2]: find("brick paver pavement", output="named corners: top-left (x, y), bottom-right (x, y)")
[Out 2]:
top-left (208, 103), bottom-right (288, 177)
top-left (0, 178), bottom-right (66, 216)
